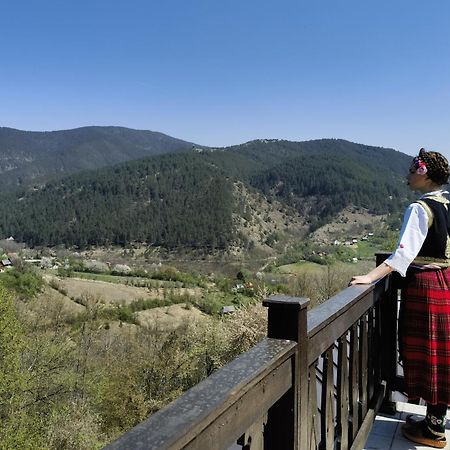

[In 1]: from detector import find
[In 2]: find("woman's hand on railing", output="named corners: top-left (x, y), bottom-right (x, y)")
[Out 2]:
top-left (348, 262), bottom-right (394, 286)
top-left (349, 275), bottom-right (373, 285)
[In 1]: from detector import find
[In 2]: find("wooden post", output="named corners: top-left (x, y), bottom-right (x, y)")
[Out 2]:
top-left (263, 295), bottom-right (310, 450)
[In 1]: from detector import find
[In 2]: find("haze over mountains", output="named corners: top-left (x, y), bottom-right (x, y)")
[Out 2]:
top-left (0, 126), bottom-right (195, 190)
top-left (0, 126), bottom-right (413, 250)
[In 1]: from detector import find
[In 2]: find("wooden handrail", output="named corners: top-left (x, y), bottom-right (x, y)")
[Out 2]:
top-left (307, 284), bottom-right (375, 366)
top-left (105, 338), bottom-right (297, 450)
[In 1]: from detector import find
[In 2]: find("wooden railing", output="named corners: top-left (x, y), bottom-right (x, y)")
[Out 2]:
top-left (105, 253), bottom-right (401, 450)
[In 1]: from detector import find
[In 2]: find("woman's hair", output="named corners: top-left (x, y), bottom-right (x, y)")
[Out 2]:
top-left (416, 148), bottom-right (450, 185)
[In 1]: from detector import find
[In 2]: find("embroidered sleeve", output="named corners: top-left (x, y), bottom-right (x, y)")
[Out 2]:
top-left (385, 203), bottom-right (429, 277)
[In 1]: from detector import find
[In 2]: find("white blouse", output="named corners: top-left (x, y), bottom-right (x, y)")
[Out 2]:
top-left (385, 190), bottom-right (449, 277)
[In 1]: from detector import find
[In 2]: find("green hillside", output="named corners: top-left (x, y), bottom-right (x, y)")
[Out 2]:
top-left (0, 153), bottom-right (233, 248)
top-left (0, 138), bottom-right (414, 249)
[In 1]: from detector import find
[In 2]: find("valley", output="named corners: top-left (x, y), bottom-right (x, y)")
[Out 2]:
top-left (0, 130), bottom-right (407, 449)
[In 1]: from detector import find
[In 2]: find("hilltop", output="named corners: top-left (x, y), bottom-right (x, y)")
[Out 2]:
top-left (0, 126), bottom-right (195, 190)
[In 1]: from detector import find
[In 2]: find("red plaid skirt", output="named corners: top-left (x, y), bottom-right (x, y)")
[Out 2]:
top-left (400, 267), bottom-right (450, 405)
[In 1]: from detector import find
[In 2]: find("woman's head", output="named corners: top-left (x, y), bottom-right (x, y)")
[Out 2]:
top-left (411, 148), bottom-right (450, 186)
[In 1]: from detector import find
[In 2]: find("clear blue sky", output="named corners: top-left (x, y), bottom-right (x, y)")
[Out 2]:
top-left (2, 0), bottom-right (450, 158)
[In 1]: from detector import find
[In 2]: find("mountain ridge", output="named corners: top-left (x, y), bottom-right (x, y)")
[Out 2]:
top-left (0, 136), bottom-right (414, 250)
top-left (0, 126), bottom-right (196, 189)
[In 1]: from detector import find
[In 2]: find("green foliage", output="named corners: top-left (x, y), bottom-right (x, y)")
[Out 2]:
top-left (0, 286), bottom-right (25, 406)
top-left (265, 232), bottom-right (279, 247)
top-left (236, 269), bottom-right (249, 282)
top-left (57, 266), bottom-right (74, 277)
top-left (276, 241), bottom-right (317, 266)
top-left (0, 152), bottom-right (234, 250)
top-left (283, 262), bottom-right (369, 306)
top-left (0, 286), bottom-right (46, 449)
top-left (0, 267), bottom-right (44, 298)
top-left (0, 279), bottom-right (268, 448)
top-left (192, 291), bottom-right (255, 315)
top-left (128, 267), bottom-right (148, 278)
top-left (98, 306), bottom-right (137, 324)
top-left (150, 266), bottom-right (206, 286)
top-left (46, 402), bottom-right (105, 450)
top-left (192, 292), bottom-right (226, 315)
top-left (68, 265), bottom-right (207, 289)
top-left (250, 150), bottom-right (412, 231)
top-left (214, 275), bottom-right (232, 292)
top-left (128, 293), bottom-right (194, 312)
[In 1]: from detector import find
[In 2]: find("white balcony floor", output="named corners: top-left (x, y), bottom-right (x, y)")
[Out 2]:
top-left (364, 402), bottom-right (450, 450)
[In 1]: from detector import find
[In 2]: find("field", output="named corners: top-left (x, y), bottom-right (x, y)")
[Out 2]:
top-left (277, 259), bottom-right (375, 276)
top-left (53, 276), bottom-right (202, 305)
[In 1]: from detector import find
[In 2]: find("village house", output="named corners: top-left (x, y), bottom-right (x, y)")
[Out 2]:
top-left (0, 258), bottom-right (13, 272)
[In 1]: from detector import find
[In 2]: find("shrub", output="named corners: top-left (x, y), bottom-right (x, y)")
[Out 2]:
top-left (111, 264), bottom-right (132, 275)
top-left (84, 260), bottom-right (109, 274)
top-left (0, 267), bottom-right (44, 299)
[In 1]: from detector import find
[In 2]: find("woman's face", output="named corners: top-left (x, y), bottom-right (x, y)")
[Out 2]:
top-left (406, 164), bottom-right (433, 192)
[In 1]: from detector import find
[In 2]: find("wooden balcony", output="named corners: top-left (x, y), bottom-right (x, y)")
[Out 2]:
top-left (104, 253), bottom-right (447, 450)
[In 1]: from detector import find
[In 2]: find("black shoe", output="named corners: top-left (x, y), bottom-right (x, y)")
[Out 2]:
top-left (402, 420), bottom-right (447, 449)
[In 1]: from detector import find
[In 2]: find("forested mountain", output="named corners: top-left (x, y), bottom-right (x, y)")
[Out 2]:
top-left (0, 153), bottom-right (233, 248)
top-left (0, 137), bottom-right (414, 249)
top-left (200, 139), bottom-right (411, 229)
top-left (0, 126), bottom-right (195, 190)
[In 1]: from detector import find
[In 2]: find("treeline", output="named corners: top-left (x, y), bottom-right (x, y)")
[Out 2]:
top-left (0, 153), bottom-right (234, 249)
top-left (0, 139), bottom-right (413, 249)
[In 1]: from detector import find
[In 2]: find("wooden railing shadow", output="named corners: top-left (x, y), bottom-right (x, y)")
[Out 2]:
top-left (105, 253), bottom-right (401, 450)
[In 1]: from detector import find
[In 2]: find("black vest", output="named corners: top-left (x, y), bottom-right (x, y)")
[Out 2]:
top-left (417, 198), bottom-right (450, 259)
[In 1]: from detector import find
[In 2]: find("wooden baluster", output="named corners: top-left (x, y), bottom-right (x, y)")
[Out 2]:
top-left (308, 361), bottom-right (320, 450)
top-left (349, 322), bottom-right (359, 443)
top-left (238, 414), bottom-right (267, 450)
top-left (336, 333), bottom-right (349, 450)
top-left (367, 308), bottom-right (375, 403)
top-left (320, 347), bottom-right (335, 450)
top-left (374, 303), bottom-right (382, 387)
top-left (359, 314), bottom-right (368, 421)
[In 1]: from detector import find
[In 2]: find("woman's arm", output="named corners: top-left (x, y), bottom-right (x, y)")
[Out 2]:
top-left (349, 262), bottom-right (393, 285)
top-left (349, 202), bottom-right (429, 285)
top-left (383, 203), bottom-right (429, 277)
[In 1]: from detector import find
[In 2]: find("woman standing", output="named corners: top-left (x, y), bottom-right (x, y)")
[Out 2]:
top-left (350, 148), bottom-right (450, 448)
